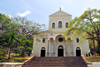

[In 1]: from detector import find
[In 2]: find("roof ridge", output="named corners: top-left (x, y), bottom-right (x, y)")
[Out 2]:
top-left (49, 10), bottom-right (71, 17)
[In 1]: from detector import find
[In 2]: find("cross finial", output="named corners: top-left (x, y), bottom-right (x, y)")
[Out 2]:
top-left (60, 7), bottom-right (61, 11)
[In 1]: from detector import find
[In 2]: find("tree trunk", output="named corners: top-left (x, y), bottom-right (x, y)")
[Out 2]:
top-left (8, 47), bottom-right (11, 59)
top-left (97, 39), bottom-right (100, 56)
top-left (7, 36), bottom-right (13, 59)
top-left (0, 57), bottom-right (1, 60)
top-left (21, 50), bottom-right (24, 57)
top-left (93, 39), bottom-right (96, 56)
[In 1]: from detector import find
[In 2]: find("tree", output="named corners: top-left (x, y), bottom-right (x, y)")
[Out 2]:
top-left (0, 13), bottom-right (11, 31)
top-left (63, 8), bottom-right (100, 55)
top-left (0, 21), bottom-right (18, 59)
top-left (0, 46), bottom-right (6, 59)
top-left (0, 13), bottom-right (18, 59)
top-left (11, 17), bottom-right (46, 57)
top-left (12, 34), bottom-right (33, 57)
top-left (12, 17), bottom-right (46, 35)
top-left (0, 15), bottom-right (46, 58)
top-left (89, 39), bottom-right (99, 55)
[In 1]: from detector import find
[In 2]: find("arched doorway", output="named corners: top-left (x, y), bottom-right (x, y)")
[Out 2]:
top-left (41, 47), bottom-right (46, 57)
top-left (76, 47), bottom-right (81, 56)
top-left (58, 45), bottom-right (64, 57)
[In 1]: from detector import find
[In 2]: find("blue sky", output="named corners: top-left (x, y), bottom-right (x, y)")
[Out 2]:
top-left (1, 0), bottom-right (100, 28)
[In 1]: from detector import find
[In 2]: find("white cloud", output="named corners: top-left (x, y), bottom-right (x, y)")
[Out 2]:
top-left (17, 10), bottom-right (31, 17)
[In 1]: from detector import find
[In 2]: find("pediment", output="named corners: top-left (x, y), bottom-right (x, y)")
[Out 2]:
top-left (49, 10), bottom-right (71, 17)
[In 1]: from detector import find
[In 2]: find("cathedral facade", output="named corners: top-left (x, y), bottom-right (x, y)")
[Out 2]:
top-left (31, 9), bottom-right (89, 57)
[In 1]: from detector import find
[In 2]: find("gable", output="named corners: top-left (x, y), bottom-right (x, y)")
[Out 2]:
top-left (49, 10), bottom-right (72, 17)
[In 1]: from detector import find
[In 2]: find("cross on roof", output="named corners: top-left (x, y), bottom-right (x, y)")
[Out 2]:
top-left (60, 7), bottom-right (61, 11)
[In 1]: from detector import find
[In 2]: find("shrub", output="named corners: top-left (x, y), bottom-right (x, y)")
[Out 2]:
top-left (13, 58), bottom-right (26, 62)
top-left (0, 51), bottom-right (5, 59)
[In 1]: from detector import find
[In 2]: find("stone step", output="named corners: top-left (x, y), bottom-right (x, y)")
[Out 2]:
top-left (33, 57), bottom-right (83, 60)
top-left (28, 63), bottom-right (85, 66)
top-left (22, 65), bottom-right (87, 67)
top-left (22, 57), bottom-right (87, 67)
top-left (31, 61), bottom-right (85, 64)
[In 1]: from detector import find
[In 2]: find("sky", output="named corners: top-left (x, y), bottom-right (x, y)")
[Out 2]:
top-left (1, 0), bottom-right (100, 28)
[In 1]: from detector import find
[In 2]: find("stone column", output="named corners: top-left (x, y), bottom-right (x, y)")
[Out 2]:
top-left (71, 40), bottom-right (74, 56)
top-left (65, 40), bottom-right (68, 56)
top-left (47, 40), bottom-right (49, 57)
top-left (53, 40), bottom-right (55, 57)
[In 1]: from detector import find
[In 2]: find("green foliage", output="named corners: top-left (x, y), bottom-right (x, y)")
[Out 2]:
top-left (25, 54), bottom-right (28, 56)
top-left (11, 17), bottom-right (46, 56)
top-left (63, 8), bottom-right (100, 55)
top-left (12, 34), bottom-right (33, 56)
top-left (36, 38), bottom-right (41, 42)
top-left (33, 31), bottom-right (38, 34)
top-left (63, 8), bottom-right (100, 51)
top-left (86, 56), bottom-right (100, 62)
top-left (15, 53), bottom-right (20, 57)
top-left (0, 14), bottom-right (46, 58)
top-left (0, 50), bottom-right (5, 58)
top-left (0, 58), bottom-right (26, 62)
top-left (0, 47), bottom-right (7, 59)
top-left (13, 58), bottom-right (26, 62)
top-left (89, 40), bottom-right (99, 54)
top-left (64, 8), bottom-right (100, 38)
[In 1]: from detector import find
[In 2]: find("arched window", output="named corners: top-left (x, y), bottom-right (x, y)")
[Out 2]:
top-left (76, 38), bottom-right (79, 43)
top-left (42, 38), bottom-right (45, 43)
top-left (66, 23), bottom-right (68, 28)
top-left (58, 21), bottom-right (62, 28)
top-left (52, 23), bottom-right (55, 28)
top-left (41, 47), bottom-right (45, 50)
top-left (76, 47), bottom-right (80, 50)
top-left (58, 45), bottom-right (63, 49)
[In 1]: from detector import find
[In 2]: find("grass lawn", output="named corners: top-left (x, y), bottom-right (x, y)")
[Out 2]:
top-left (86, 56), bottom-right (100, 62)
top-left (0, 57), bottom-right (30, 62)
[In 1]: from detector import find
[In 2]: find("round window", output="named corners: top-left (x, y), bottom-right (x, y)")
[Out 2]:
top-left (42, 38), bottom-right (45, 43)
top-left (58, 38), bottom-right (63, 42)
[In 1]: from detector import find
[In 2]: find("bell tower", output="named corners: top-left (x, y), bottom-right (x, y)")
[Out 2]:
top-left (49, 9), bottom-right (72, 32)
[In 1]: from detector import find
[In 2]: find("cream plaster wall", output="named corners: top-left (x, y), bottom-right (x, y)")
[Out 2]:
top-left (49, 10), bottom-right (72, 32)
top-left (31, 9), bottom-right (89, 57)
top-left (32, 33), bottom-right (89, 57)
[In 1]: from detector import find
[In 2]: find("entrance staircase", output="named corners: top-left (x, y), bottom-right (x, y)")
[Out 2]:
top-left (22, 57), bottom-right (87, 67)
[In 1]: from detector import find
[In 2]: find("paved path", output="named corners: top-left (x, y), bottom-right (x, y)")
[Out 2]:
top-left (87, 62), bottom-right (100, 67)
top-left (91, 62), bottom-right (100, 67)
top-left (0, 62), bottom-right (22, 67)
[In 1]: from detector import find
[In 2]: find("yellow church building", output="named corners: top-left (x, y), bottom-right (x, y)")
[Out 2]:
top-left (31, 8), bottom-right (89, 57)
